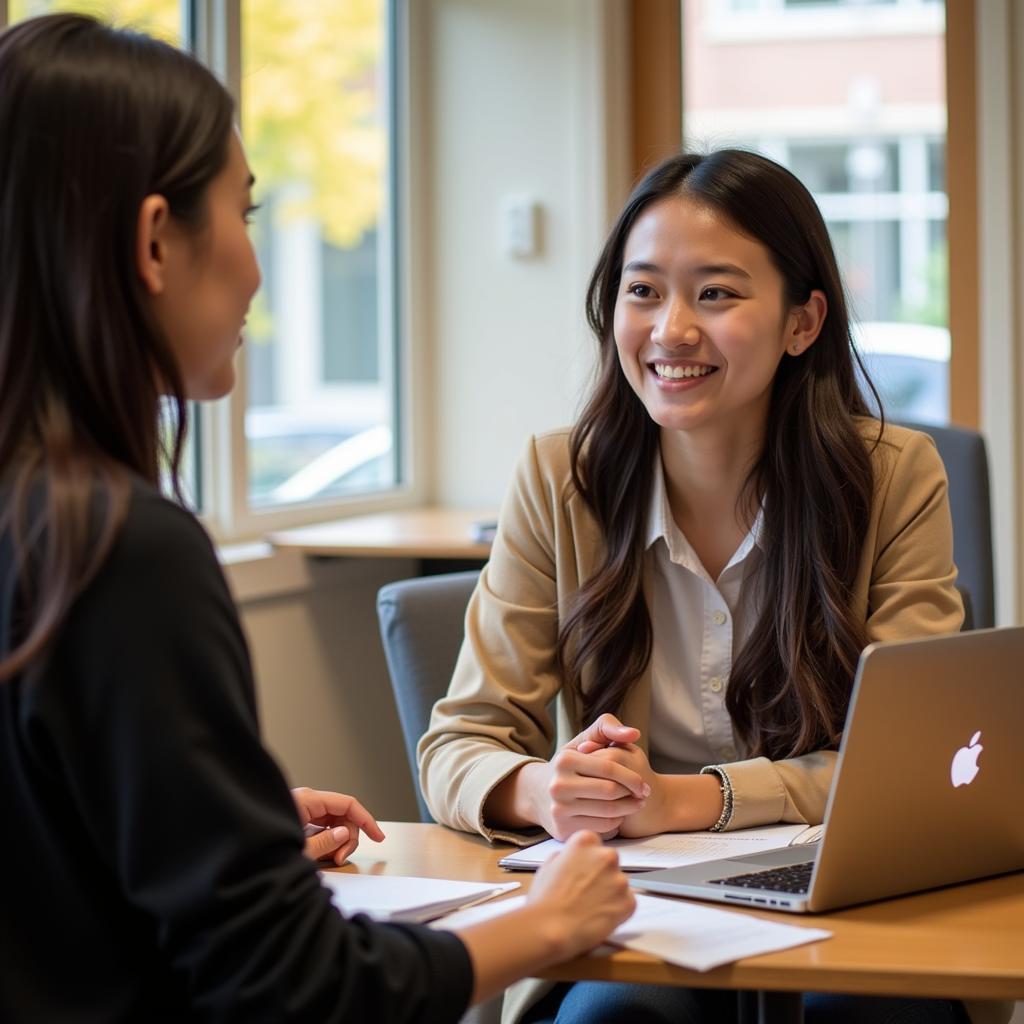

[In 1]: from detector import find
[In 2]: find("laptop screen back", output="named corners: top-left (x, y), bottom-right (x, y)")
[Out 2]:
top-left (808, 627), bottom-right (1024, 911)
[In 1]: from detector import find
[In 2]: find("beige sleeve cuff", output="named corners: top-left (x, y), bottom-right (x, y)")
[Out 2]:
top-left (459, 749), bottom-right (548, 846)
top-left (717, 756), bottom-right (789, 831)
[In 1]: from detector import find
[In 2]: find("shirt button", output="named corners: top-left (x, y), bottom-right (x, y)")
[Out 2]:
top-left (712, 610), bottom-right (727, 626)
top-left (709, 676), bottom-right (723, 693)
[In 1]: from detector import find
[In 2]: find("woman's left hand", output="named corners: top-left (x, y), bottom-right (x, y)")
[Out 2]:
top-left (291, 786), bottom-right (386, 866)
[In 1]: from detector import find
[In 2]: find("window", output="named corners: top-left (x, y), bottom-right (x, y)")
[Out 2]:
top-left (684, 0), bottom-right (949, 425)
top-left (240, 1), bottom-right (398, 515)
top-left (7, 0), bottom-right (179, 40)
top-left (2, 0), bottom-right (404, 538)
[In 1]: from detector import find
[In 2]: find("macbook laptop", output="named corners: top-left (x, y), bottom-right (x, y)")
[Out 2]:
top-left (631, 626), bottom-right (1024, 913)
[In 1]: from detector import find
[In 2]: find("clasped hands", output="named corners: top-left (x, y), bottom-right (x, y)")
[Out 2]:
top-left (517, 714), bottom-right (723, 842)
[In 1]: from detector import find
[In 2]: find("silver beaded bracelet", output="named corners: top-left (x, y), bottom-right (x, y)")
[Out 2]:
top-left (700, 764), bottom-right (735, 832)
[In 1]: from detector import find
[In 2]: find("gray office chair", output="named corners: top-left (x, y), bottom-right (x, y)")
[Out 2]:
top-left (376, 571), bottom-right (499, 1024)
top-left (376, 570), bottom-right (480, 823)
top-left (900, 421), bottom-right (995, 630)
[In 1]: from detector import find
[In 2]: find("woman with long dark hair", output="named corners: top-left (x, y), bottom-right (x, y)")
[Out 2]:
top-left (420, 151), bottom-right (983, 1022)
top-left (0, 14), bottom-right (635, 1022)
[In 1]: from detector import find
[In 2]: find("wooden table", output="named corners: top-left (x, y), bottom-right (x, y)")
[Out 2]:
top-left (333, 822), bottom-right (1024, 1023)
top-left (268, 507), bottom-right (495, 560)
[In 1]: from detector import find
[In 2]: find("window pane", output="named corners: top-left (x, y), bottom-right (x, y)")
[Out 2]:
top-left (927, 138), bottom-right (945, 193)
top-left (8, 0), bottom-right (179, 42)
top-left (788, 141), bottom-right (900, 195)
top-left (684, 0), bottom-right (949, 425)
top-left (241, 0), bottom-right (396, 509)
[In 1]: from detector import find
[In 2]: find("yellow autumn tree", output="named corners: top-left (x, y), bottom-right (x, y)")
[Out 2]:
top-left (9, 0), bottom-right (180, 46)
top-left (242, 0), bottom-right (382, 249)
top-left (9, 0), bottom-right (383, 250)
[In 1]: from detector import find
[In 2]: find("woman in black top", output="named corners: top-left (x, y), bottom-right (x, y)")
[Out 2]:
top-left (0, 14), bottom-right (634, 1022)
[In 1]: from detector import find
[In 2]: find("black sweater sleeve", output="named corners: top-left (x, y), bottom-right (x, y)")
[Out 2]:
top-left (29, 488), bottom-right (473, 1022)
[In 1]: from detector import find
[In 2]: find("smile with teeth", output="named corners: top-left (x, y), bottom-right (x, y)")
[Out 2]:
top-left (653, 363), bottom-right (716, 380)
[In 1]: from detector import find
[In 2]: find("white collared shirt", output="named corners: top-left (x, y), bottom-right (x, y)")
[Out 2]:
top-left (644, 453), bottom-right (764, 776)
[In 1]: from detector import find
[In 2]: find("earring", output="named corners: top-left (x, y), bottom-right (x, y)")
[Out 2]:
top-left (791, 343), bottom-right (800, 354)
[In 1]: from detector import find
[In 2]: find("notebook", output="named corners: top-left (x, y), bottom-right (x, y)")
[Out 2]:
top-left (319, 871), bottom-right (519, 924)
top-left (631, 626), bottom-right (1024, 913)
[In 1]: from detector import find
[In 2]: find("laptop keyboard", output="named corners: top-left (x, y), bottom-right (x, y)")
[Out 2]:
top-left (708, 860), bottom-right (814, 894)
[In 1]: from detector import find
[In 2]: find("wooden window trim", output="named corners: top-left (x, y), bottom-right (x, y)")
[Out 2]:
top-left (946, 0), bottom-right (979, 428)
top-left (629, 0), bottom-right (682, 179)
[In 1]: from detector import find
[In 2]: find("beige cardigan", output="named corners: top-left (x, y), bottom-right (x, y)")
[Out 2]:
top-left (419, 422), bottom-right (1007, 1024)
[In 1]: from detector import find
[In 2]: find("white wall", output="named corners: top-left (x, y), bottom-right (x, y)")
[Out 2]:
top-left (413, 0), bottom-right (632, 508)
top-left (234, 553), bottom-right (421, 820)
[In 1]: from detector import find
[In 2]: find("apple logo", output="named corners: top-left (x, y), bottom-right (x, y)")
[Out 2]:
top-left (950, 730), bottom-right (983, 788)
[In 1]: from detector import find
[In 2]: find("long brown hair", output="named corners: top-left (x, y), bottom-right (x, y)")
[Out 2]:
top-left (0, 14), bottom-right (234, 680)
top-left (558, 150), bottom-right (882, 760)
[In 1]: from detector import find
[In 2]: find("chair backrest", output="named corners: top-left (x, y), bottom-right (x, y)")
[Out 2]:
top-left (899, 421), bottom-right (994, 629)
top-left (377, 571), bottom-right (480, 822)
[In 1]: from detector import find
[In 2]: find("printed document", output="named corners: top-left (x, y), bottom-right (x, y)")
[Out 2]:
top-left (498, 823), bottom-right (823, 872)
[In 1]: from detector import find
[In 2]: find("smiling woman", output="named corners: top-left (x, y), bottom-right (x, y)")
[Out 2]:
top-left (559, 150), bottom-right (886, 744)
top-left (419, 149), bottom-right (968, 1024)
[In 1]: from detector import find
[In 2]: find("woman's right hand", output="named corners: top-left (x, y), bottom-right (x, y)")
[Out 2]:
top-left (526, 831), bottom-right (636, 958)
top-left (491, 713), bottom-right (650, 840)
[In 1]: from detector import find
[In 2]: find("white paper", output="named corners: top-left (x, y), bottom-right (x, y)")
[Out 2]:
top-left (432, 893), bottom-right (830, 972)
top-left (499, 824), bottom-right (822, 872)
top-left (319, 872), bottom-right (519, 924)
top-left (612, 894), bottom-right (831, 972)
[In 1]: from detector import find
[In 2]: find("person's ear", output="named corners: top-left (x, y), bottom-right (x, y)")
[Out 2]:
top-left (136, 194), bottom-right (172, 296)
top-left (785, 289), bottom-right (828, 357)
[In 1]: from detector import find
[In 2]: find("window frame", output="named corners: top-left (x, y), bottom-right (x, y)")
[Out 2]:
top-left (0, 0), bottom-right (419, 543)
top-left (191, 0), bottom-right (418, 543)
